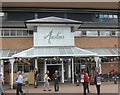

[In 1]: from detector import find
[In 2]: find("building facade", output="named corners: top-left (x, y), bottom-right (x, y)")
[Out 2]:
top-left (0, 2), bottom-right (120, 87)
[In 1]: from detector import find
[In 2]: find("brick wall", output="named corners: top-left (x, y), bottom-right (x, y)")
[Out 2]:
top-left (1, 37), bottom-right (33, 49)
top-left (101, 63), bottom-right (118, 74)
top-left (75, 37), bottom-right (118, 48)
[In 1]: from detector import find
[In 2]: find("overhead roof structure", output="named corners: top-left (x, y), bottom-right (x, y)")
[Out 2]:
top-left (26, 16), bottom-right (82, 24)
top-left (12, 46), bottom-right (97, 58)
top-left (0, 49), bottom-right (24, 59)
top-left (1, 48), bottom-right (120, 59)
top-left (85, 48), bottom-right (120, 57)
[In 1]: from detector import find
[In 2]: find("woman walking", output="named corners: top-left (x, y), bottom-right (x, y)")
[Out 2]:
top-left (43, 71), bottom-right (51, 91)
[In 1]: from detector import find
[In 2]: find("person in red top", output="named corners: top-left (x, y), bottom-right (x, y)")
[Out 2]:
top-left (81, 70), bottom-right (90, 95)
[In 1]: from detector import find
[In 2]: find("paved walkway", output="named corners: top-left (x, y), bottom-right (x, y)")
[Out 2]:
top-left (3, 82), bottom-right (119, 94)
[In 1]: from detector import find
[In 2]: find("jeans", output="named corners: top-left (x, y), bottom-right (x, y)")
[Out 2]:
top-left (96, 85), bottom-right (100, 95)
top-left (16, 83), bottom-right (23, 95)
top-left (44, 80), bottom-right (50, 90)
top-left (54, 79), bottom-right (59, 92)
top-left (83, 82), bottom-right (89, 95)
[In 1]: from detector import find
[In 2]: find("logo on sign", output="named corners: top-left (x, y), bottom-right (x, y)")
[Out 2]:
top-left (44, 30), bottom-right (64, 44)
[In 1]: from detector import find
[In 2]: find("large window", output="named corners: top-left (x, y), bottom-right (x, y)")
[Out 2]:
top-left (86, 31), bottom-right (98, 36)
top-left (74, 30), bottom-right (119, 37)
top-left (0, 29), bottom-right (33, 37)
top-left (96, 14), bottom-right (118, 19)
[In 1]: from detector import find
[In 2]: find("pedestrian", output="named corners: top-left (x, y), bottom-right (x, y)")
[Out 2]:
top-left (52, 70), bottom-right (60, 93)
top-left (0, 72), bottom-right (4, 95)
top-left (16, 71), bottom-right (23, 95)
top-left (86, 73), bottom-right (90, 93)
top-left (75, 71), bottom-right (80, 86)
top-left (94, 72), bottom-right (102, 95)
top-left (43, 71), bottom-right (51, 91)
top-left (34, 68), bottom-right (39, 88)
top-left (81, 70), bottom-right (90, 95)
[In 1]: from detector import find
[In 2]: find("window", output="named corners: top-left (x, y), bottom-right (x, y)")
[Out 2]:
top-left (11, 30), bottom-right (16, 36)
top-left (0, 12), bottom-right (4, 17)
top-left (111, 31), bottom-right (116, 36)
top-left (23, 30), bottom-right (28, 36)
top-left (74, 31), bottom-right (82, 36)
top-left (97, 14), bottom-right (118, 19)
top-left (1, 30), bottom-right (4, 36)
top-left (113, 15), bottom-right (117, 19)
top-left (17, 30), bottom-right (23, 36)
top-left (82, 31), bottom-right (86, 36)
top-left (0, 29), bottom-right (33, 37)
top-left (116, 31), bottom-right (120, 36)
top-left (4, 30), bottom-right (9, 36)
top-left (28, 30), bottom-right (33, 36)
top-left (86, 31), bottom-right (98, 36)
top-left (100, 31), bottom-right (111, 36)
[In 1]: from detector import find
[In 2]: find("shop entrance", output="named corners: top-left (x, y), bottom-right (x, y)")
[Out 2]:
top-left (47, 65), bottom-right (62, 81)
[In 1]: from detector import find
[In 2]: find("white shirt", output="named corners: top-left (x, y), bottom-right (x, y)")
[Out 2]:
top-left (16, 75), bottom-right (23, 84)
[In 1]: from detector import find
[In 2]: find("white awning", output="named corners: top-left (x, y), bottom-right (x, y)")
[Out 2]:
top-left (85, 48), bottom-right (120, 57)
top-left (12, 47), bottom-right (97, 58)
top-left (0, 49), bottom-right (24, 59)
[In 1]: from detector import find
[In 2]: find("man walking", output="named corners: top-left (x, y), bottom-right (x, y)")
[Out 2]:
top-left (16, 71), bottom-right (23, 95)
top-left (52, 70), bottom-right (60, 93)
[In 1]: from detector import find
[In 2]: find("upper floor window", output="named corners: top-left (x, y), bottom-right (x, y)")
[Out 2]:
top-left (96, 14), bottom-right (118, 19)
top-left (0, 12), bottom-right (4, 17)
top-left (86, 31), bottom-right (98, 36)
top-left (0, 29), bottom-right (33, 37)
top-left (74, 30), bottom-right (119, 37)
top-left (82, 31), bottom-right (87, 36)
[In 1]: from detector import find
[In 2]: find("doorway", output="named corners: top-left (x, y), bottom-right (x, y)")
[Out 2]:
top-left (47, 65), bottom-right (61, 80)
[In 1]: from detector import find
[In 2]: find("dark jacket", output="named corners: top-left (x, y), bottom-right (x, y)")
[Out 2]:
top-left (94, 74), bottom-right (101, 85)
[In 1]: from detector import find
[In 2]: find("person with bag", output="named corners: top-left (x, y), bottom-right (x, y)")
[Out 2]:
top-left (81, 70), bottom-right (90, 95)
top-left (43, 71), bottom-right (51, 91)
top-left (34, 68), bottom-right (39, 88)
top-left (94, 72), bottom-right (102, 95)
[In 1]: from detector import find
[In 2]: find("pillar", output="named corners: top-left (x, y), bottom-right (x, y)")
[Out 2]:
top-left (72, 58), bottom-right (74, 83)
top-left (94, 57), bottom-right (99, 67)
top-left (94, 57), bottom-right (102, 74)
top-left (44, 59), bottom-right (47, 74)
top-left (35, 58), bottom-right (38, 69)
top-left (9, 58), bottom-right (15, 89)
top-left (0, 60), bottom-right (4, 75)
top-left (68, 64), bottom-right (71, 78)
top-left (61, 60), bottom-right (64, 83)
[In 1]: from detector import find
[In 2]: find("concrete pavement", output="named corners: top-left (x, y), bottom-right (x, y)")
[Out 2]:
top-left (3, 82), bottom-right (119, 94)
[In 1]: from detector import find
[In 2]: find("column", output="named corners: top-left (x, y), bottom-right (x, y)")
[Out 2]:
top-left (99, 63), bottom-right (102, 74)
top-left (61, 60), bottom-right (64, 83)
top-left (99, 58), bottom-right (102, 74)
top-left (9, 58), bottom-right (15, 89)
top-left (68, 64), bottom-right (71, 78)
top-left (72, 58), bottom-right (74, 83)
top-left (94, 57), bottom-right (102, 73)
top-left (0, 60), bottom-right (4, 75)
top-left (44, 59), bottom-right (47, 74)
top-left (94, 57), bottom-right (99, 67)
top-left (35, 58), bottom-right (38, 69)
